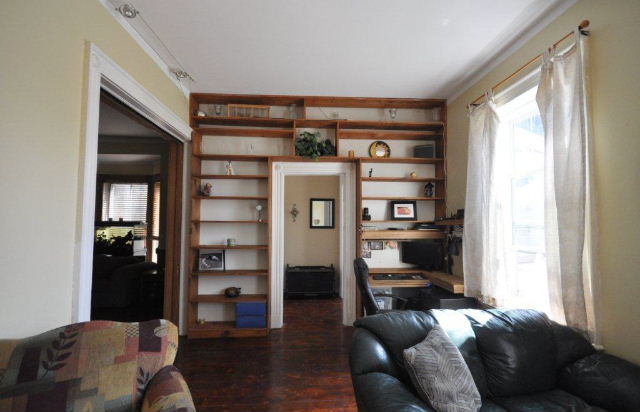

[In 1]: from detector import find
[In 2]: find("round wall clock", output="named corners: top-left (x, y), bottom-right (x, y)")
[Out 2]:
top-left (369, 141), bottom-right (391, 158)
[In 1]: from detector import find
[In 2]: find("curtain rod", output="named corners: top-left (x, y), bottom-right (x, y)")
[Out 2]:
top-left (468, 20), bottom-right (590, 107)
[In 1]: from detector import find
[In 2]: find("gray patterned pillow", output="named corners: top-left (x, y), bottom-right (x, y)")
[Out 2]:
top-left (403, 324), bottom-right (482, 412)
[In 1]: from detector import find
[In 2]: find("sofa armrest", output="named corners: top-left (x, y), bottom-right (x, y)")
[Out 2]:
top-left (353, 372), bottom-right (434, 412)
top-left (141, 365), bottom-right (196, 412)
top-left (559, 352), bottom-right (640, 412)
top-left (350, 328), bottom-right (402, 380)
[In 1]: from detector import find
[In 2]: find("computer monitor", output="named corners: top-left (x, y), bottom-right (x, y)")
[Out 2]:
top-left (401, 240), bottom-right (443, 270)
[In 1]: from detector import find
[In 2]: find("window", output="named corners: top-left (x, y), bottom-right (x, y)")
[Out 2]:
top-left (151, 181), bottom-right (161, 263)
top-left (496, 86), bottom-right (550, 313)
top-left (102, 182), bottom-right (149, 222)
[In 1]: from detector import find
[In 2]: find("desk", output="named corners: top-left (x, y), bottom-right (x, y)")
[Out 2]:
top-left (368, 268), bottom-right (464, 294)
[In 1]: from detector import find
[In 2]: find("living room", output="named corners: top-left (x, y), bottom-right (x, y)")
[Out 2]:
top-left (1, 1), bottom-right (639, 411)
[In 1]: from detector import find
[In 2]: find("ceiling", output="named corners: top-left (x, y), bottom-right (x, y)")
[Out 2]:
top-left (99, 100), bottom-right (162, 138)
top-left (121, 0), bottom-right (570, 99)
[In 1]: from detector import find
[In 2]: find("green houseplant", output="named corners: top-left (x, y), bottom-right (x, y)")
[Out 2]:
top-left (295, 131), bottom-right (336, 159)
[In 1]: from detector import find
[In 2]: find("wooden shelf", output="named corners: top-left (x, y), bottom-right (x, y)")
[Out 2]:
top-left (194, 116), bottom-right (294, 128)
top-left (362, 177), bottom-right (444, 182)
top-left (360, 157), bottom-right (444, 164)
top-left (193, 195), bottom-right (268, 200)
top-left (361, 230), bottom-right (445, 240)
top-left (191, 294), bottom-right (268, 303)
top-left (194, 154), bottom-right (269, 162)
top-left (435, 219), bottom-right (464, 226)
top-left (188, 321), bottom-right (267, 339)
top-left (191, 269), bottom-right (268, 277)
top-left (339, 130), bottom-right (441, 140)
top-left (193, 244), bottom-right (269, 250)
top-left (366, 220), bottom-right (434, 223)
top-left (362, 196), bottom-right (444, 201)
top-left (194, 174), bottom-right (268, 180)
top-left (295, 119), bottom-right (338, 128)
top-left (367, 268), bottom-right (464, 294)
top-left (369, 275), bottom-right (431, 288)
top-left (193, 220), bottom-right (267, 224)
top-left (340, 120), bottom-right (444, 131)
top-left (195, 127), bottom-right (292, 138)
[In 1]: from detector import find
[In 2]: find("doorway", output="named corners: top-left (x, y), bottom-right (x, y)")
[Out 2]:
top-left (90, 92), bottom-right (183, 323)
top-left (283, 176), bottom-right (342, 327)
top-left (271, 162), bottom-right (357, 328)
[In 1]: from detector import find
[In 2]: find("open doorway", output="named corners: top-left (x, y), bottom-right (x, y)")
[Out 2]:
top-left (90, 92), bottom-right (183, 323)
top-left (283, 176), bottom-right (342, 328)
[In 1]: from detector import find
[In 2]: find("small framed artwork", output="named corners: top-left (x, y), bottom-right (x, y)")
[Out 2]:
top-left (369, 241), bottom-right (384, 250)
top-left (199, 249), bottom-right (225, 271)
top-left (390, 201), bottom-right (417, 220)
top-left (362, 250), bottom-right (372, 259)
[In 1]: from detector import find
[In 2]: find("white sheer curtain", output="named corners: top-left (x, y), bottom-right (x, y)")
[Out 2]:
top-left (537, 29), bottom-right (600, 343)
top-left (463, 92), bottom-right (516, 307)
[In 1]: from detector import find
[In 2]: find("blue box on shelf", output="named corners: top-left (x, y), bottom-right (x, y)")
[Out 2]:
top-left (236, 315), bottom-right (266, 328)
top-left (236, 302), bottom-right (267, 316)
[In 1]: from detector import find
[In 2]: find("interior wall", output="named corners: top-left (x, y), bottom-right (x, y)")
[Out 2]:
top-left (0, 0), bottom-right (188, 338)
top-left (446, 0), bottom-right (640, 363)
top-left (284, 176), bottom-right (340, 281)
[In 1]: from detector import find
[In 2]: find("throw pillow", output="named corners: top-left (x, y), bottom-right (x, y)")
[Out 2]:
top-left (403, 324), bottom-right (482, 412)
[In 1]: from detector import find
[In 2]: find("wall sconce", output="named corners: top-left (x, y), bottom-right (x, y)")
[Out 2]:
top-left (290, 204), bottom-right (299, 222)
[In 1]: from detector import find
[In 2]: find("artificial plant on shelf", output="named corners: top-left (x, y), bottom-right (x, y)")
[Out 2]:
top-left (295, 131), bottom-right (336, 160)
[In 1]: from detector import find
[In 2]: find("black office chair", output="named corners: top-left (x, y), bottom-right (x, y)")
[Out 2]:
top-left (353, 258), bottom-right (408, 315)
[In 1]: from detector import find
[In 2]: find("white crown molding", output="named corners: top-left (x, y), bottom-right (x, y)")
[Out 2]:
top-left (446, 0), bottom-right (578, 103)
top-left (270, 162), bottom-right (357, 328)
top-left (97, 0), bottom-right (190, 97)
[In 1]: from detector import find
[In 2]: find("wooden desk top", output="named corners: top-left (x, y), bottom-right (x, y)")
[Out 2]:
top-left (368, 268), bottom-right (464, 294)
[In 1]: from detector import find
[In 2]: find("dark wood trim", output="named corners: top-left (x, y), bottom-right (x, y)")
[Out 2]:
top-left (163, 138), bottom-right (183, 326)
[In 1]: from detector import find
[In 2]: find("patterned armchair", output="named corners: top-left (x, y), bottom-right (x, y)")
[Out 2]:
top-left (0, 319), bottom-right (195, 412)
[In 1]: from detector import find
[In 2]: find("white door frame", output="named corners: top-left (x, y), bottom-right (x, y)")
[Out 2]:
top-left (74, 43), bottom-right (191, 329)
top-left (270, 162), bottom-right (357, 328)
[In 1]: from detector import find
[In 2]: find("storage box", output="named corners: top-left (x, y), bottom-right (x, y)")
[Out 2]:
top-left (236, 302), bottom-right (267, 316)
top-left (236, 315), bottom-right (266, 328)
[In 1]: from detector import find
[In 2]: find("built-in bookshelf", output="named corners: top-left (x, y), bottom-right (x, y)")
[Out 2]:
top-left (188, 93), bottom-right (450, 338)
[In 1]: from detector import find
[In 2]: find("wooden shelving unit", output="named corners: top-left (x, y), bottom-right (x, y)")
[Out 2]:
top-left (188, 92), bottom-right (457, 336)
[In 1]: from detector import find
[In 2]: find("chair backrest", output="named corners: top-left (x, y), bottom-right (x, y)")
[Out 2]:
top-left (353, 258), bottom-right (380, 315)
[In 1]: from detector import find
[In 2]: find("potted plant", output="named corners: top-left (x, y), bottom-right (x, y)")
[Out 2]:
top-left (295, 131), bottom-right (336, 159)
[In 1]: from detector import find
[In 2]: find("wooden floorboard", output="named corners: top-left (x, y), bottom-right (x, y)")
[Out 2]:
top-left (176, 298), bottom-right (357, 412)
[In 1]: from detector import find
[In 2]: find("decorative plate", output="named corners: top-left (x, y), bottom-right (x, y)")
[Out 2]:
top-left (369, 141), bottom-right (391, 158)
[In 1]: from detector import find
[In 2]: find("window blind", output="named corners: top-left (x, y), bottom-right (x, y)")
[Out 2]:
top-left (102, 183), bottom-right (149, 222)
top-left (152, 181), bottom-right (161, 237)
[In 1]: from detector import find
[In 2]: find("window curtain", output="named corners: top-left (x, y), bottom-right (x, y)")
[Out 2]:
top-left (536, 29), bottom-right (600, 343)
top-left (463, 92), bottom-right (516, 307)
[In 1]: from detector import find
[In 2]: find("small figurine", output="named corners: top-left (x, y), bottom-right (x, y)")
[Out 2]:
top-left (225, 161), bottom-right (235, 176)
top-left (368, 168), bottom-right (373, 177)
top-left (256, 205), bottom-right (264, 222)
top-left (425, 182), bottom-right (434, 197)
top-left (200, 182), bottom-right (213, 196)
top-left (409, 171), bottom-right (417, 178)
top-left (362, 207), bottom-right (371, 221)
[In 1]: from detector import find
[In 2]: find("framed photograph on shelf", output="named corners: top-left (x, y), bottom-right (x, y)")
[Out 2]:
top-left (369, 241), bottom-right (384, 250)
top-left (198, 249), bottom-right (225, 271)
top-left (390, 201), bottom-right (417, 221)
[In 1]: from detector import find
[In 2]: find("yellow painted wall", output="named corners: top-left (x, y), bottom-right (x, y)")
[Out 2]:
top-left (447, 0), bottom-right (640, 363)
top-left (0, 0), bottom-right (188, 337)
top-left (284, 176), bottom-right (340, 274)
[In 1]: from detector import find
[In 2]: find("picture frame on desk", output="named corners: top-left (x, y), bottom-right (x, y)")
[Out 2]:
top-left (390, 201), bottom-right (417, 220)
top-left (198, 249), bottom-right (225, 271)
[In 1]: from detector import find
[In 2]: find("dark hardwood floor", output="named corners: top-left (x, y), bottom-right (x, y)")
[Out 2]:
top-left (176, 298), bottom-right (357, 411)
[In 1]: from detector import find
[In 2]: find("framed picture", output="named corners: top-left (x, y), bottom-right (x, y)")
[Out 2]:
top-left (199, 249), bottom-right (225, 271)
top-left (362, 250), bottom-right (372, 259)
top-left (369, 241), bottom-right (384, 250)
top-left (390, 201), bottom-right (417, 220)
top-left (310, 198), bottom-right (335, 229)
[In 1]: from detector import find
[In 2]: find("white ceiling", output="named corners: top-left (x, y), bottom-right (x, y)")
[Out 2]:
top-left (124, 0), bottom-right (569, 99)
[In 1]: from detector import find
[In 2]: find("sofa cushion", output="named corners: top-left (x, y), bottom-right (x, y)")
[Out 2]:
top-left (430, 310), bottom-right (488, 397)
top-left (354, 311), bottom-right (437, 371)
top-left (0, 319), bottom-right (178, 412)
top-left (558, 352), bottom-right (640, 412)
top-left (551, 321), bottom-right (596, 369)
top-left (353, 372), bottom-right (433, 412)
top-left (141, 365), bottom-right (195, 412)
top-left (492, 388), bottom-right (592, 412)
top-left (463, 309), bottom-right (556, 397)
top-left (404, 324), bottom-right (481, 412)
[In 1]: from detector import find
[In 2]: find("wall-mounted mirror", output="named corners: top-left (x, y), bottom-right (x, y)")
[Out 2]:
top-left (310, 198), bottom-right (335, 229)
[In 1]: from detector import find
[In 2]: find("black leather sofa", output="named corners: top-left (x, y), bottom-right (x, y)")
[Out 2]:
top-left (350, 309), bottom-right (640, 412)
